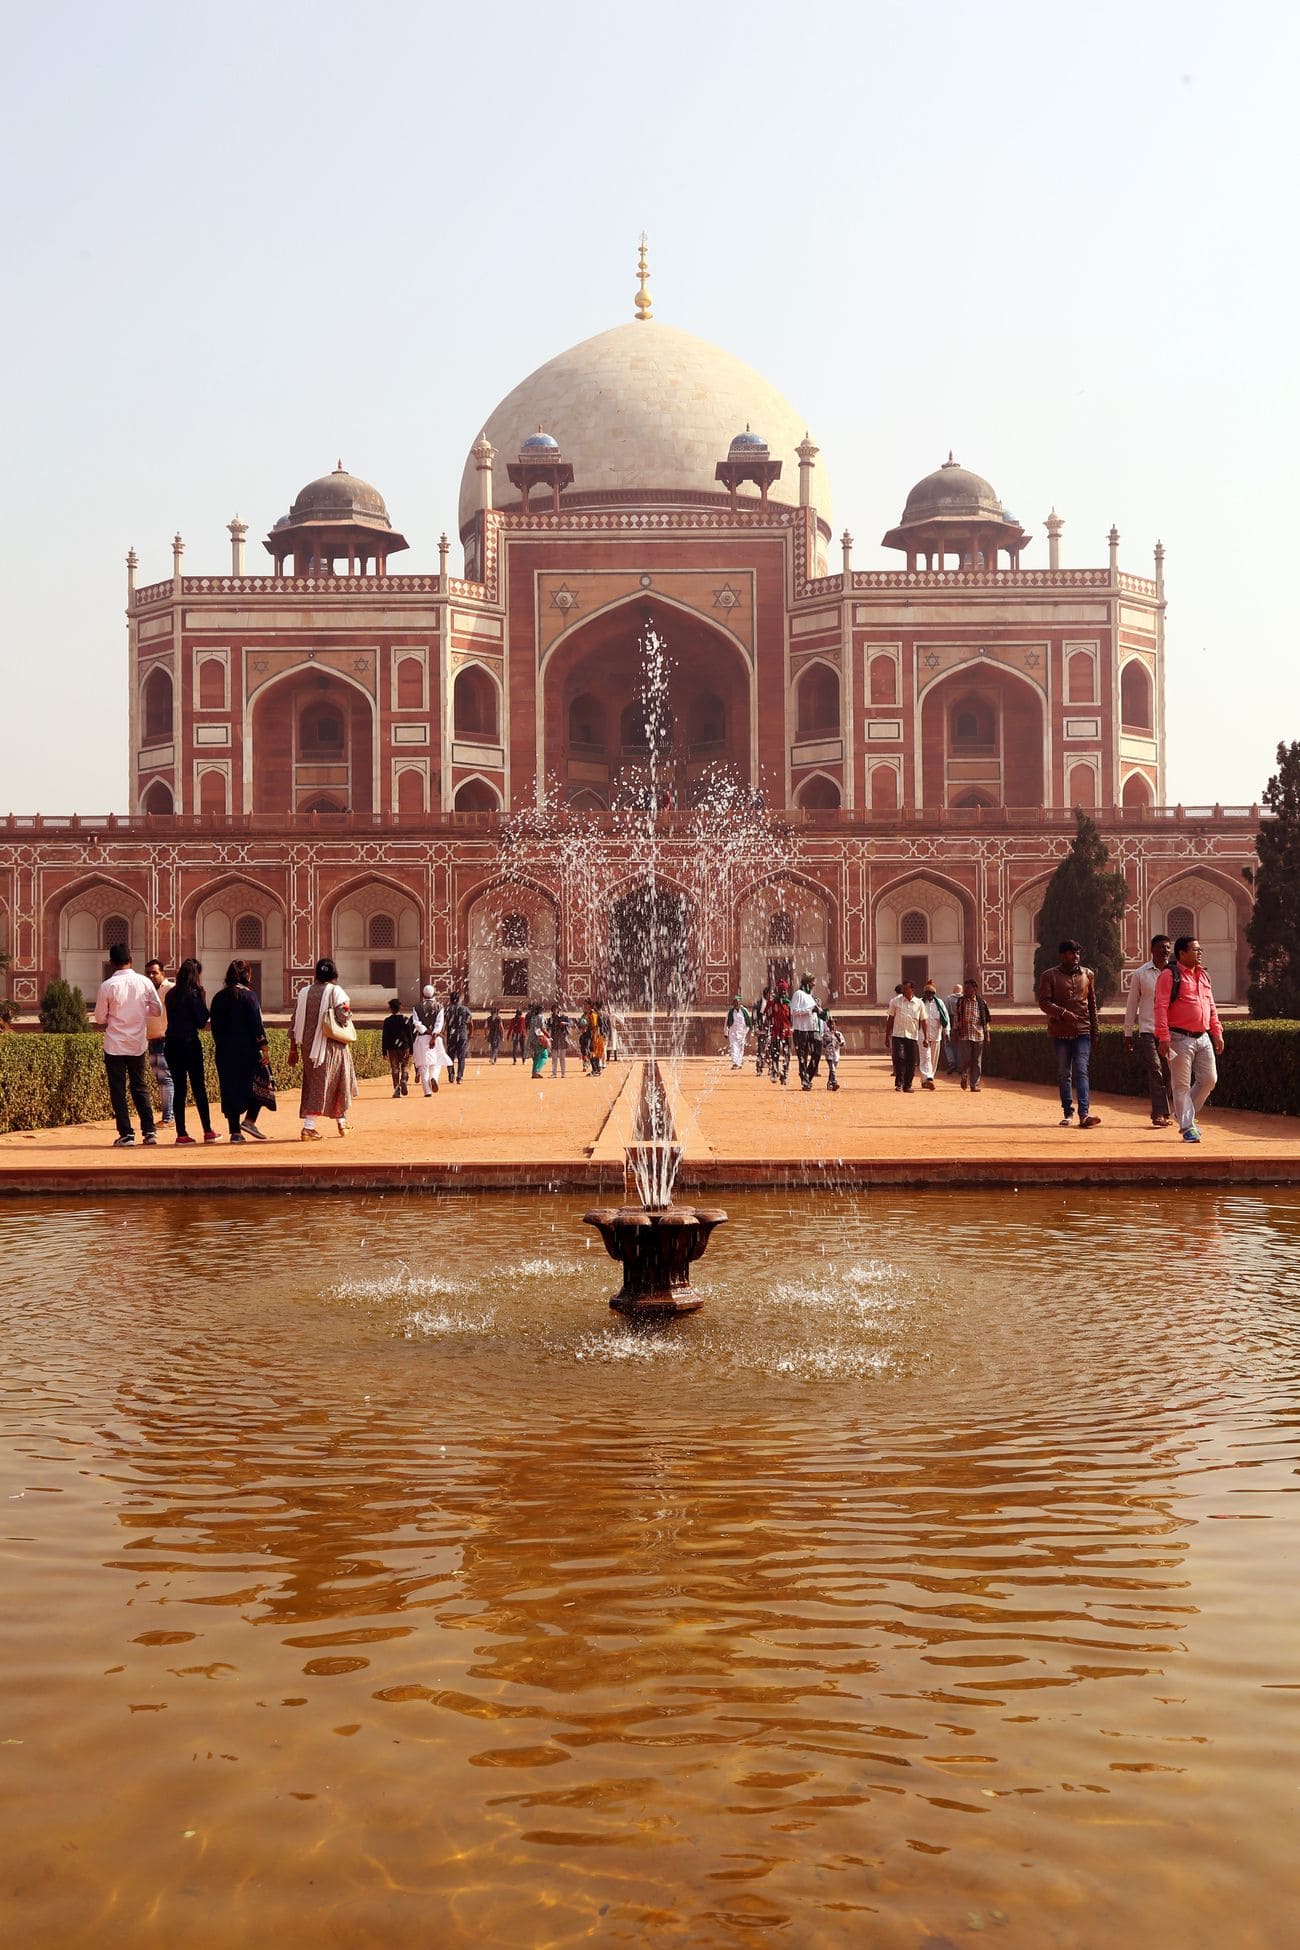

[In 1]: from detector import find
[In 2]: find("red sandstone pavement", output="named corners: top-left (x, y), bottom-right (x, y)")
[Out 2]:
top-left (0, 1054), bottom-right (1296, 1192)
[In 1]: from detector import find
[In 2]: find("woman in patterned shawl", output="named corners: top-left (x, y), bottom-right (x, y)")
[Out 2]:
top-left (289, 956), bottom-right (359, 1141)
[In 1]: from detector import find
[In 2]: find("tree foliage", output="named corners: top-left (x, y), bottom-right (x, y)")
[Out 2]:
top-left (39, 980), bottom-right (88, 1034)
top-left (1245, 740), bottom-right (1300, 1018)
top-left (1032, 810), bottom-right (1127, 1000)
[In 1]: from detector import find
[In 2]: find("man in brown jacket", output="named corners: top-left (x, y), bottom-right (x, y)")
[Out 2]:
top-left (1038, 938), bottom-right (1102, 1128)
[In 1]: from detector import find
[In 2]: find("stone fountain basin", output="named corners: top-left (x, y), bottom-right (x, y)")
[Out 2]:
top-left (584, 1203), bottom-right (728, 1315)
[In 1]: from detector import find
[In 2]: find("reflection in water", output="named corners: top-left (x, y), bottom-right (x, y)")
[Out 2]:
top-left (2, 1188), bottom-right (1299, 1949)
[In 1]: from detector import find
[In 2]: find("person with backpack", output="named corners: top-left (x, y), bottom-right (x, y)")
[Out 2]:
top-left (953, 976), bottom-right (991, 1092)
top-left (1154, 935), bottom-right (1224, 1144)
top-left (1037, 938), bottom-right (1101, 1128)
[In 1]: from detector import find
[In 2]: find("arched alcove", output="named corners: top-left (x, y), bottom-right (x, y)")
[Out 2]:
top-left (1122, 770), bottom-right (1154, 810)
top-left (453, 665), bottom-right (500, 742)
top-left (197, 659), bottom-right (225, 709)
top-left (875, 877), bottom-right (967, 998)
top-left (1067, 650), bottom-right (1095, 704)
top-left (454, 777), bottom-right (502, 813)
top-left (466, 886), bottom-right (558, 1008)
top-left (194, 881), bottom-right (286, 1008)
top-left (330, 882), bottom-right (421, 1004)
top-left (1067, 763), bottom-right (1097, 809)
top-left (57, 882), bottom-right (148, 995)
top-left (869, 655), bottom-right (897, 705)
top-left (1151, 872), bottom-right (1244, 1001)
top-left (395, 657), bottom-right (424, 710)
top-left (919, 666), bottom-right (1045, 808)
top-left (142, 666), bottom-right (173, 744)
top-left (795, 662), bottom-right (840, 740)
top-left (794, 771), bottom-right (841, 810)
top-left (737, 879), bottom-right (831, 1001)
top-left (250, 670), bottom-right (375, 816)
top-left (1121, 660), bottom-right (1153, 731)
top-left (141, 780), bottom-right (173, 816)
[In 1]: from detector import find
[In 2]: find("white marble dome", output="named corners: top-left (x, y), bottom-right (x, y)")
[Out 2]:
top-left (458, 320), bottom-right (828, 534)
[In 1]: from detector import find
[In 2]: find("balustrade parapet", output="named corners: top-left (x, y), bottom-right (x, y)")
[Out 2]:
top-left (133, 573), bottom-right (458, 608)
top-left (0, 804), bottom-right (1264, 837)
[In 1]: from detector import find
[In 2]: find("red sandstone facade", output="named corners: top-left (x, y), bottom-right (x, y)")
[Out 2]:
top-left (0, 300), bottom-right (1257, 1016)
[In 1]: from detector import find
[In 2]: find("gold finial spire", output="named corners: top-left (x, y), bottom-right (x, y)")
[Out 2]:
top-left (634, 231), bottom-right (652, 321)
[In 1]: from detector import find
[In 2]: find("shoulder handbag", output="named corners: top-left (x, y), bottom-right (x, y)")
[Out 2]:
top-left (322, 984), bottom-right (357, 1045)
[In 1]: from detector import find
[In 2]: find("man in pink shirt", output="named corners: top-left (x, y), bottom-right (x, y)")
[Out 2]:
top-left (1154, 934), bottom-right (1225, 1145)
top-left (93, 943), bottom-right (163, 1147)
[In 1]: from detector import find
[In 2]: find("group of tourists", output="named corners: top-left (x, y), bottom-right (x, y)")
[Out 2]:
top-left (883, 976), bottom-right (992, 1094)
top-left (726, 977), bottom-right (845, 1091)
top-left (380, 993), bottom-right (613, 1094)
top-left (91, 929), bottom-right (1227, 1150)
top-left (716, 931), bottom-right (1226, 1143)
top-left (95, 945), bottom-right (277, 1147)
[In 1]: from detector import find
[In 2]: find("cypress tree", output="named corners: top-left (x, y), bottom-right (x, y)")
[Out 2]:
top-left (1032, 810), bottom-right (1127, 1000)
top-left (39, 979), bottom-right (88, 1033)
top-left (1245, 740), bottom-right (1300, 1018)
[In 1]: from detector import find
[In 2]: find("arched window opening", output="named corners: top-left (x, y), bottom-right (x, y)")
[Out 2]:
top-left (950, 695), bottom-right (996, 751)
top-left (102, 913), bottom-right (132, 952)
top-left (951, 789), bottom-right (994, 809)
top-left (199, 770), bottom-right (226, 816)
top-left (453, 665), bottom-right (499, 741)
top-left (1167, 904), bottom-right (1196, 941)
top-left (869, 656), bottom-right (897, 706)
top-left (234, 913), bottom-right (264, 951)
top-left (568, 693), bottom-right (605, 752)
top-left (796, 664), bottom-right (840, 739)
top-left (300, 704), bottom-right (345, 754)
top-left (501, 912), bottom-right (529, 949)
top-left (1122, 771), bottom-right (1153, 810)
top-left (302, 794), bottom-right (345, 814)
top-left (1067, 651), bottom-right (1094, 704)
top-left (198, 659), bottom-right (225, 710)
top-left (367, 914), bottom-right (396, 950)
top-left (900, 909), bottom-right (928, 946)
top-left (396, 768), bottom-right (424, 815)
top-left (768, 911), bottom-right (794, 947)
top-left (142, 780), bottom-right (173, 815)
top-left (1121, 661), bottom-right (1153, 731)
top-left (795, 773), bottom-right (841, 810)
top-left (1068, 764), bottom-right (1097, 809)
top-left (395, 657), bottom-right (424, 709)
top-left (142, 667), bottom-right (173, 743)
top-left (454, 778), bottom-right (500, 813)
top-left (567, 788), bottom-right (608, 811)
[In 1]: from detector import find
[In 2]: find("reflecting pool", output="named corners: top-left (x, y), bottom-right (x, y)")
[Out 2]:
top-left (2, 1188), bottom-right (1298, 1948)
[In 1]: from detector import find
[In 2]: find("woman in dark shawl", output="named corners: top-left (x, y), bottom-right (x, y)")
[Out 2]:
top-left (208, 958), bottom-right (270, 1142)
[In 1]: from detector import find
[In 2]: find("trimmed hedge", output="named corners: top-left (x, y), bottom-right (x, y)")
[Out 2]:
top-left (981, 1022), bottom-right (1300, 1119)
top-left (0, 1028), bottom-right (387, 1135)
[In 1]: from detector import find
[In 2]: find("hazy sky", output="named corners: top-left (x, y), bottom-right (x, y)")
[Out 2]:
top-left (1, 0), bottom-right (1294, 813)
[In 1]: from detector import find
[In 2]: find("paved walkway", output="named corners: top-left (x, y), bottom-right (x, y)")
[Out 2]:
top-left (1, 1054), bottom-right (1296, 1192)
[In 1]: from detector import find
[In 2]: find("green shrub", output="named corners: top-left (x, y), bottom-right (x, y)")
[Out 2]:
top-left (982, 1022), bottom-right (1300, 1119)
top-left (0, 1027), bottom-right (387, 1135)
top-left (39, 980), bottom-right (88, 1034)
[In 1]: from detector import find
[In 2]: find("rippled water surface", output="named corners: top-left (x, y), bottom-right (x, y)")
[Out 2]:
top-left (2, 1188), bottom-right (1298, 1949)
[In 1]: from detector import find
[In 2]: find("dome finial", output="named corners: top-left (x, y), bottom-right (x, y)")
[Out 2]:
top-left (634, 231), bottom-right (652, 322)
top-left (335, 458), bottom-right (345, 473)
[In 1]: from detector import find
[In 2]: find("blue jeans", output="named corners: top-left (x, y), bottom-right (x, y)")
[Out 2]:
top-left (1054, 1035), bottom-right (1091, 1117)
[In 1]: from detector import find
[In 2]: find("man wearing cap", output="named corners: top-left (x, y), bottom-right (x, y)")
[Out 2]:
top-left (917, 980), bottom-right (950, 1092)
top-left (411, 984), bottom-right (445, 1096)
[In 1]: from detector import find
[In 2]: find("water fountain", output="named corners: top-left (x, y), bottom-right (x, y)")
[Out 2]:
top-left (496, 611), bottom-right (807, 1314)
top-left (584, 1062), bottom-right (728, 1315)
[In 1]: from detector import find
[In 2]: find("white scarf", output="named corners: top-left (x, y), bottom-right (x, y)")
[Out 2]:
top-left (294, 981), bottom-right (351, 1068)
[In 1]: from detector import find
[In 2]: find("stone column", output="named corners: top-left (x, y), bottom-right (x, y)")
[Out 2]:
top-left (1045, 508), bottom-right (1064, 572)
top-left (796, 433), bottom-right (819, 509)
top-left (228, 516), bottom-right (247, 575)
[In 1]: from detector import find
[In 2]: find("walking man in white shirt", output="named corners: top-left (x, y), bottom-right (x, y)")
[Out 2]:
top-left (916, 980), bottom-right (950, 1091)
top-left (1123, 933), bottom-right (1174, 1127)
top-left (885, 980), bottom-right (928, 1093)
top-left (790, 973), bottom-right (821, 1091)
top-left (94, 943), bottom-right (163, 1146)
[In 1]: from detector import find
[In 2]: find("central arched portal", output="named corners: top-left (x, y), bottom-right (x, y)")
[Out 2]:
top-left (607, 881), bottom-right (698, 1011)
top-left (543, 602), bottom-right (752, 808)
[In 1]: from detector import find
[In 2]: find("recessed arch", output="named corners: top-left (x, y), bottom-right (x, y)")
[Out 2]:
top-left (190, 876), bottom-right (288, 1009)
top-left (869, 654), bottom-right (898, 706)
top-left (141, 779), bottom-right (174, 815)
top-left (794, 659), bottom-right (840, 740)
top-left (1121, 769), bottom-right (1154, 810)
top-left (141, 665), bottom-right (173, 744)
top-left (918, 659), bottom-right (1047, 809)
top-left (325, 875), bottom-right (422, 1003)
top-left (454, 775), bottom-right (502, 813)
top-left (464, 876), bottom-right (559, 1008)
top-left (245, 662), bottom-right (378, 818)
top-left (1120, 657), bottom-right (1154, 731)
top-left (794, 769), bottom-right (842, 810)
top-left (453, 662), bottom-right (501, 742)
top-left (1147, 868), bottom-right (1248, 1002)
top-left (51, 874), bottom-right (149, 995)
top-left (873, 870), bottom-right (974, 1001)
top-left (735, 870), bottom-right (834, 1001)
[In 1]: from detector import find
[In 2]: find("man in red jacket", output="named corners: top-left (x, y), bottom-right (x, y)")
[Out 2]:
top-left (1155, 935), bottom-right (1224, 1144)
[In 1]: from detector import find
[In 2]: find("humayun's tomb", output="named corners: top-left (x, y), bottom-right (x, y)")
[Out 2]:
top-left (0, 250), bottom-right (1257, 1019)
